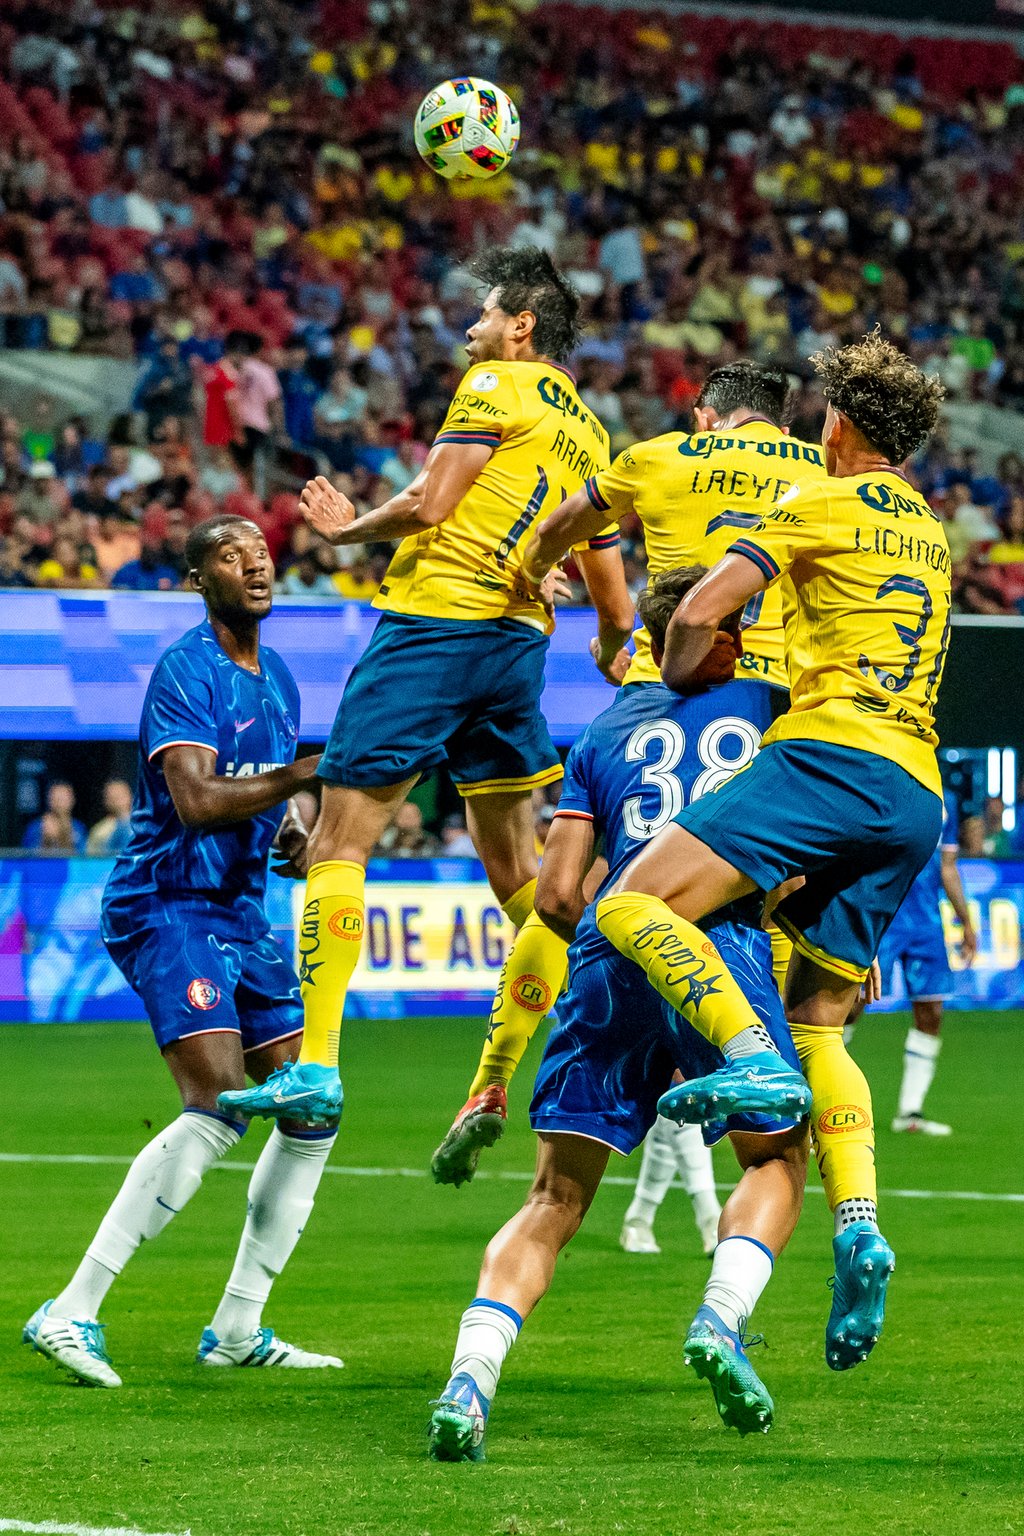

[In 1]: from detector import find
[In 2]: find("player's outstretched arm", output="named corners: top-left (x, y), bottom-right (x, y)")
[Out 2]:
top-left (161, 745), bottom-right (322, 830)
top-left (300, 441), bottom-right (493, 547)
top-left (522, 487), bottom-right (612, 583)
top-left (575, 544), bottom-right (635, 685)
top-left (534, 814), bottom-right (596, 944)
top-left (941, 849), bottom-right (978, 966)
top-left (661, 552), bottom-right (764, 694)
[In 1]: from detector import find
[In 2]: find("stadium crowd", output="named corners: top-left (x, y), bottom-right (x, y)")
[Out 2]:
top-left (0, 0), bottom-right (1024, 610)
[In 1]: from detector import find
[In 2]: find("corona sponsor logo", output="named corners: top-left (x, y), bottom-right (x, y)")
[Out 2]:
top-left (818, 1104), bottom-right (870, 1135)
top-left (187, 978), bottom-right (220, 1011)
top-left (510, 973), bottom-right (552, 1013)
top-left (328, 905), bottom-right (364, 940)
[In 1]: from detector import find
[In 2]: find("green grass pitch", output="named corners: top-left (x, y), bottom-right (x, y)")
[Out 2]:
top-left (2, 1011), bottom-right (1021, 1536)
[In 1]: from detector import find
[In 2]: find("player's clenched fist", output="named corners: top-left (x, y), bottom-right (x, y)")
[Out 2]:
top-left (300, 475), bottom-right (356, 544)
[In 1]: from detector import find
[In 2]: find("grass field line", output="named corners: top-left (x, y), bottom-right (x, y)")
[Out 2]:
top-left (1, 1150), bottom-right (1022, 1203)
top-left (0, 1521), bottom-right (189, 1536)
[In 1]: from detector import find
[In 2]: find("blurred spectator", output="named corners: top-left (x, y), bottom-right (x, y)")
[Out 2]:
top-left (23, 782), bottom-right (87, 853)
top-left (202, 332), bottom-right (247, 456)
top-left (278, 539), bottom-right (342, 596)
top-left (332, 547), bottom-right (379, 601)
top-left (440, 815), bottom-right (477, 858)
top-left (35, 533), bottom-right (100, 589)
top-left (983, 798), bottom-right (1013, 859)
top-left (92, 512), bottom-right (142, 584)
top-left (960, 816), bottom-right (986, 858)
top-left (236, 336), bottom-right (283, 489)
top-left (134, 338), bottom-right (194, 440)
top-left (86, 779), bottom-right (134, 857)
top-left (376, 802), bottom-right (440, 859)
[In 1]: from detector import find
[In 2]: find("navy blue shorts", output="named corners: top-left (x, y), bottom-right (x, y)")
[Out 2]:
top-left (530, 918), bottom-right (801, 1156)
top-left (674, 741), bottom-right (943, 981)
top-left (877, 907), bottom-right (953, 1002)
top-left (103, 903), bottom-right (302, 1054)
top-left (319, 612), bottom-right (562, 797)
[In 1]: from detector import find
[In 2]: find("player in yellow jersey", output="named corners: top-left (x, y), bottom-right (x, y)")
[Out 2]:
top-left (432, 363), bottom-right (821, 1189)
top-left (219, 248), bottom-right (634, 1134)
top-left (593, 332), bottom-right (948, 1372)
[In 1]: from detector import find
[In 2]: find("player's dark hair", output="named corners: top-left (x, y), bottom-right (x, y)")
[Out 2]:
top-left (185, 515), bottom-right (262, 576)
top-left (812, 328), bottom-right (945, 464)
top-left (695, 362), bottom-right (791, 427)
top-left (470, 246), bottom-right (581, 362)
top-left (636, 564), bottom-right (709, 651)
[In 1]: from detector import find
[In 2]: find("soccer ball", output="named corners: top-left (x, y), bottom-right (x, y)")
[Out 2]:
top-left (414, 77), bottom-right (520, 180)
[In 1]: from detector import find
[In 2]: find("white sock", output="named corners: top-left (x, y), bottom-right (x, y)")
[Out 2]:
top-left (625, 1117), bottom-right (678, 1226)
top-left (51, 1110), bottom-right (243, 1320)
top-left (702, 1235), bottom-right (774, 1333)
top-left (898, 1027), bottom-right (941, 1118)
top-left (672, 1121), bottom-right (722, 1231)
top-left (835, 1198), bottom-right (879, 1235)
top-left (210, 1125), bottom-right (336, 1342)
top-left (448, 1298), bottom-right (521, 1401)
top-left (722, 1023), bottom-right (780, 1059)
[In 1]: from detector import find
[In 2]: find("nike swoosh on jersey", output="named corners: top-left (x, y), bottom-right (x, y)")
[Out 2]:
top-left (235, 717), bottom-right (256, 733)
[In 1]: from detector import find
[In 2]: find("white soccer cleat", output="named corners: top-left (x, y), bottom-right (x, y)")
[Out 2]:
top-left (23, 1300), bottom-right (122, 1388)
top-left (697, 1210), bottom-right (721, 1257)
top-left (620, 1218), bottom-right (661, 1255)
top-left (891, 1114), bottom-right (952, 1136)
top-left (197, 1325), bottom-right (343, 1369)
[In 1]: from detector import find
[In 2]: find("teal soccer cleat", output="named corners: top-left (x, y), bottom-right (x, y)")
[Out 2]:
top-left (683, 1305), bottom-right (773, 1436)
top-left (428, 1372), bottom-right (490, 1462)
top-left (658, 1052), bottom-right (811, 1126)
top-left (217, 1061), bottom-right (343, 1127)
top-left (826, 1222), bottom-right (895, 1371)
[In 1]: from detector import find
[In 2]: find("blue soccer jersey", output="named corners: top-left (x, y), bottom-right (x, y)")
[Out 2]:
top-left (893, 792), bottom-right (959, 933)
top-left (103, 618), bottom-right (300, 938)
top-left (557, 677), bottom-right (773, 913)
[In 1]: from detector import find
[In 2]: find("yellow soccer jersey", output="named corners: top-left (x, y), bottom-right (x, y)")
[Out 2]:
top-left (585, 421), bottom-right (827, 687)
top-left (731, 470), bottom-right (951, 796)
top-left (374, 360), bottom-right (613, 632)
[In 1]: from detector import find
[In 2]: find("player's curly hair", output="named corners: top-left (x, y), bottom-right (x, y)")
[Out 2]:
top-left (695, 362), bottom-right (791, 427)
top-left (811, 329), bottom-right (945, 464)
top-left (636, 565), bottom-right (709, 652)
top-left (470, 246), bottom-right (581, 362)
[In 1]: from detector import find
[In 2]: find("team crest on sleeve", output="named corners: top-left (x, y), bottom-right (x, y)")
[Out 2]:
top-left (187, 978), bottom-right (221, 1011)
top-left (469, 371), bottom-right (499, 392)
top-left (510, 973), bottom-right (553, 1013)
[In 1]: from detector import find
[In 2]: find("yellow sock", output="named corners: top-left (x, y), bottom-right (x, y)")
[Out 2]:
top-left (767, 923), bottom-right (792, 996)
top-left (596, 891), bottom-right (766, 1051)
top-left (788, 1022), bottom-right (876, 1210)
top-left (469, 905), bottom-right (568, 1096)
top-left (296, 860), bottom-right (366, 1067)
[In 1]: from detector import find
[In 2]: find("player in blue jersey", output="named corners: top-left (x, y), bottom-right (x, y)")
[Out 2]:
top-left (24, 516), bottom-right (341, 1389)
top-left (871, 792), bottom-right (976, 1135)
top-left (428, 567), bottom-right (811, 1460)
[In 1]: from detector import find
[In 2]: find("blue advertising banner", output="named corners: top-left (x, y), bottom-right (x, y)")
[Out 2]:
top-left (0, 591), bottom-right (613, 745)
top-left (1, 856), bottom-right (1022, 1025)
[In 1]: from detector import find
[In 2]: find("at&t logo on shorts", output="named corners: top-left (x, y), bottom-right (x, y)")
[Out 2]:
top-left (328, 906), bottom-right (364, 940)
top-left (187, 978), bottom-right (221, 1011)
top-left (818, 1104), bottom-right (869, 1135)
top-left (510, 973), bottom-right (553, 1013)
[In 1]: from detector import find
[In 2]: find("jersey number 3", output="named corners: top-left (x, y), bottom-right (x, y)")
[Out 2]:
top-left (621, 717), bottom-right (762, 841)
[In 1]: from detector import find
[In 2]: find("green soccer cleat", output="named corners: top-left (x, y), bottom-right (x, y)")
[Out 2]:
top-left (684, 1305), bottom-right (774, 1436)
top-left (427, 1372), bottom-right (490, 1462)
top-left (431, 1084), bottom-right (507, 1186)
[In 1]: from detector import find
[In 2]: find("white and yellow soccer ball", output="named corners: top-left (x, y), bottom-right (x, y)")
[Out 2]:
top-left (414, 77), bottom-right (521, 180)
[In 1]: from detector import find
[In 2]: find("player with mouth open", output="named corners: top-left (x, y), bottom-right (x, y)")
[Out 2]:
top-left (25, 515), bottom-right (340, 1387)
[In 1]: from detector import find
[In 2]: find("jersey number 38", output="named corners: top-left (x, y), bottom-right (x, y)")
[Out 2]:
top-left (621, 716), bottom-right (762, 841)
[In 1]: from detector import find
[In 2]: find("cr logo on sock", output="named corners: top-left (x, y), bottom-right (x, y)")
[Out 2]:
top-left (818, 1104), bottom-right (870, 1134)
top-left (328, 906), bottom-right (364, 940)
top-left (511, 974), bottom-right (553, 1013)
